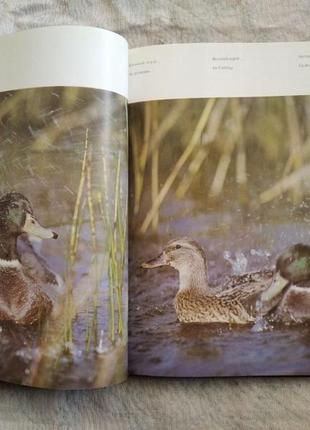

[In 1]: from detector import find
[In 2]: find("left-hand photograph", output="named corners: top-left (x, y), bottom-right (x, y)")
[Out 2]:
top-left (0, 86), bottom-right (128, 389)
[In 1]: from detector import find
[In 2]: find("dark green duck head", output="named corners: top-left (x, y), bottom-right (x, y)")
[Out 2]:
top-left (276, 244), bottom-right (310, 283)
top-left (261, 244), bottom-right (310, 304)
top-left (0, 192), bottom-right (58, 261)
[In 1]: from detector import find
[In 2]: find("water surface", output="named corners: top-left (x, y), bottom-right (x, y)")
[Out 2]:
top-left (129, 197), bottom-right (310, 377)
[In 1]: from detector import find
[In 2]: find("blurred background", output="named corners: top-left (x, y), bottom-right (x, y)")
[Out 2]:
top-left (130, 96), bottom-right (310, 236)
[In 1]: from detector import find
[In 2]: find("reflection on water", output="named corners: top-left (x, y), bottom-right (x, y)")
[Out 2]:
top-left (129, 197), bottom-right (310, 377)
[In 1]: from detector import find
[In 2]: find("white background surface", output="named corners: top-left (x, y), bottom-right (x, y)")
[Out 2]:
top-left (0, 26), bottom-right (128, 97)
top-left (129, 42), bottom-right (310, 102)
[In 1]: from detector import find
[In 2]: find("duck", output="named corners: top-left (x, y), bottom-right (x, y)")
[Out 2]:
top-left (141, 237), bottom-right (274, 324)
top-left (0, 191), bottom-right (61, 325)
top-left (259, 243), bottom-right (310, 322)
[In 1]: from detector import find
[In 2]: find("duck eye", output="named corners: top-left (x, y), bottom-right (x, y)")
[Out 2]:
top-left (175, 244), bottom-right (181, 249)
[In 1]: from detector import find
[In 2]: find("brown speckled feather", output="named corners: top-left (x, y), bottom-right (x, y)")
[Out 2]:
top-left (175, 289), bottom-right (253, 324)
top-left (0, 267), bottom-right (52, 325)
top-left (174, 271), bottom-right (274, 324)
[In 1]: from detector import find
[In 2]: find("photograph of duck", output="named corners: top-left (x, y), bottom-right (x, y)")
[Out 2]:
top-left (129, 95), bottom-right (310, 377)
top-left (0, 192), bottom-right (60, 326)
top-left (142, 239), bottom-right (310, 325)
top-left (0, 86), bottom-right (127, 388)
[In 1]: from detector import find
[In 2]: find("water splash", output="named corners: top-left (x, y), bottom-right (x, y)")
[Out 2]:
top-left (251, 301), bottom-right (270, 332)
top-left (96, 330), bottom-right (109, 354)
top-left (250, 248), bottom-right (271, 258)
top-left (224, 250), bottom-right (248, 274)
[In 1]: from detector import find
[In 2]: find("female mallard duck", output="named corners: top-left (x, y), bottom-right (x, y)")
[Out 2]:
top-left (0, 192), bottom-right (60, 325)
top-left (141, 237), bottom-right (273, 324)
top-left (260, 244), bottom-right (310, 322)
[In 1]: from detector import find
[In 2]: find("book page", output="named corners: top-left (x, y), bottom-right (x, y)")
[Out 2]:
top-left (0, 26), bottom-right (128, 389)
top-left (128, 42), bottom-right (310, 377)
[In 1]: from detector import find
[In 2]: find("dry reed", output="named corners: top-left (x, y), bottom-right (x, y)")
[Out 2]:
top-left (130, 96), bottom-right (310, 235)
top-left (140, 98), bottom-right (216, 233)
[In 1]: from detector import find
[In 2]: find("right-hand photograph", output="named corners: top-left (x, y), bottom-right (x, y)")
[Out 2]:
top-left (129, 96), bottom-right (310, 377)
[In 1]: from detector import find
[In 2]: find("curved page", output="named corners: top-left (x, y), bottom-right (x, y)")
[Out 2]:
top-left (0, 26), bottom-right (128, 389)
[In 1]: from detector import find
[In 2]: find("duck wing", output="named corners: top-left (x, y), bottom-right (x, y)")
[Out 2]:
top-left (0, 268), bottom-right (52, 325)
top-left (219, 270), bottom-right (274, 303)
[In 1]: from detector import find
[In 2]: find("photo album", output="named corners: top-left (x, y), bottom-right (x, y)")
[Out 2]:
top-left (0, 26), bottom-right (309, 389)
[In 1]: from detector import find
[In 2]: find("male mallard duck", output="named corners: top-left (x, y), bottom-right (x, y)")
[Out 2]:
top-left (260, 244), bottom-right (310, 322)
top-left (0, 192), bottom-right (60, 325)
top-left (141, 237), bottom-right (273, 324)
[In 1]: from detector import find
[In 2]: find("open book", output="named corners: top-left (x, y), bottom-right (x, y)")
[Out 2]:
top-left (0, 26), bottom-right (309, 389)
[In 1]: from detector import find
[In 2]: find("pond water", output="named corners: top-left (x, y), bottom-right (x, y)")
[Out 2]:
top-left (129, 197), bottom-right (310, 377)
top-left (0, 224), bottom-right (126, 389)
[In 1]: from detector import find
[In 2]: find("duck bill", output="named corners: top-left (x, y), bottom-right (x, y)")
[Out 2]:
top-left (141, 252), bottom-right (168, 269)
top-left (23, 213), bottom-right (58, 240)
top-left (261, 271), bottom-right (289, 303)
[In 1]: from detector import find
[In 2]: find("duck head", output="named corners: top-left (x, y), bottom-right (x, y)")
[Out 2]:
top-left (141, 238), bottom-right (209, 292)
top-left (260, 244), bottom-right (310, 304)
top-left (0, 192), bottom-right (58, 261)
